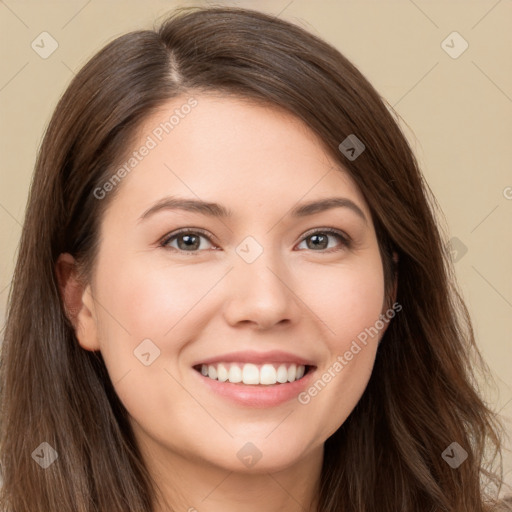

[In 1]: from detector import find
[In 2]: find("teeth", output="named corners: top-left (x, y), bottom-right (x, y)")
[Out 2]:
top-left (228, 365), bottom-right (242, 383)
top-left (287, 364), bottom-right (297, 382)
top-left (276, 364), bottom-right (288, 383)
top-left (217, 363), bottom-right (229, 382)
top-left (260, 364), bottom-right (277, 385)
top-left (208, 365), bottom-right (217, 380)
top-left (242, 363), bottom-right (259, 385)
top-left (198, 362), bottom-right (307, 385)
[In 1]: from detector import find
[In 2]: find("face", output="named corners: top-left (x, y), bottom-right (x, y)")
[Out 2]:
top-left (71, 93), bottom-right (391, 475)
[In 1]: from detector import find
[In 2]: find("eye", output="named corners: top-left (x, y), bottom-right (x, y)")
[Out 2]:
top-left (160, 228), bottom-right (216, 254)
top-left (159, 227), bottom-right (350, 255)
top-left (296, 228), bottom-right (350, 252)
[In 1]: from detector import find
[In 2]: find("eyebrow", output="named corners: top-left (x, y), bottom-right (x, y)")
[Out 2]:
top-left (139, 196), bottom-right (367, 224)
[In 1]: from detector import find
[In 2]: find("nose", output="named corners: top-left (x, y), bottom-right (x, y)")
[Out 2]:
top-left (222, 248), bottom-right (302, 331)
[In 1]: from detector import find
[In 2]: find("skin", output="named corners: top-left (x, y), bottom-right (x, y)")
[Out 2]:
top-left (57, 93), bottom-right (395, 512)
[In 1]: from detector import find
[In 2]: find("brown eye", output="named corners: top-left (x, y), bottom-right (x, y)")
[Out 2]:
top-left (161, 229), bottom-right (215, 253)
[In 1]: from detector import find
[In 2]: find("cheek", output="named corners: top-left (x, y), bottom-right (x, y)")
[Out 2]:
top-left (294, 258), bottom-right (384, 436)
top-left (90, 256), bottom-right (201, 428)
top-left (297, 256), bottom-right (385, 345)
top-left (91, 253), bottom-right (233, 401)
top-left (94, 253), bottom-right (221, 343)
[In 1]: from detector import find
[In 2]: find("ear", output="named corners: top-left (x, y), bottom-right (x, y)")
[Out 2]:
top-left (55, 253), bottom-right (100, 351)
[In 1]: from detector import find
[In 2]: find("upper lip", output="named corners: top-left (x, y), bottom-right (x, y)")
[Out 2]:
top-left (192, 350), bottom-right (316, 367)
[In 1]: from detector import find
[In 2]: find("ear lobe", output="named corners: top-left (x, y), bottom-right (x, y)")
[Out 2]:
top-left (55, 253), bottom-right (100, 351)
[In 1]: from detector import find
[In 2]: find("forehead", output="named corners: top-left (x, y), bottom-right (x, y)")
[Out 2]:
top-left (104, 93), bottom-right (371, 221)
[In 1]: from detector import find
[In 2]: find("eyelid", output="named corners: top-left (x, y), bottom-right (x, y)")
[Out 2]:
top-left (159, 226), bottom-right (351, 253)
top-left (300, 226), bottom-right (350, 243)
top-left (159, 227), bottom-right (219, 248)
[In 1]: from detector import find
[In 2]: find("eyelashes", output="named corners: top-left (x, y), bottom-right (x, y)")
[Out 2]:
top-left (159, 227), bottom-right (351, 255)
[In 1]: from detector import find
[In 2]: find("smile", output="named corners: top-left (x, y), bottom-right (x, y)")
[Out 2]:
top-left (193, 362), bottom-right (310, 385)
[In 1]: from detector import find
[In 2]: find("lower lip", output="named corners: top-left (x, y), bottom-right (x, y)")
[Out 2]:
top-left (193, 368), bottom-right (316, 408)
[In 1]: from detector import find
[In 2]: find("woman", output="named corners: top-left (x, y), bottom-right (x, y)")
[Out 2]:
top-left (0, 6), bottom-right (508, 512)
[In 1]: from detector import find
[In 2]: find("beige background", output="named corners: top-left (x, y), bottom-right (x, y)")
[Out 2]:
top-left (1, 0), bottom-right (511, 493)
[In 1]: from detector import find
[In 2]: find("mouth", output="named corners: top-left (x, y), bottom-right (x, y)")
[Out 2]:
top-left (191, 350), bottom-right (318, 407)
top-left (192, 362), bottom-right (315, 385)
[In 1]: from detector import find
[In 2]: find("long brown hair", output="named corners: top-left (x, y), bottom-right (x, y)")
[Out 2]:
top-left (0, 6), bottom-right (507, 511)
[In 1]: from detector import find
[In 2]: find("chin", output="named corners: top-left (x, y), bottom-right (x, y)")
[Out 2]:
top-left (195, 435), bottom-right (316, 474)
